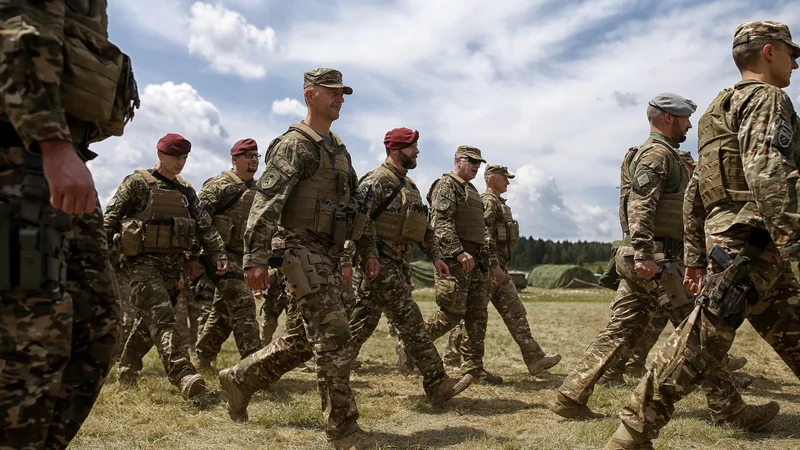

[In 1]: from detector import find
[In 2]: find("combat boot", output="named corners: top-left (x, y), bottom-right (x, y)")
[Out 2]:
top-left (218, 367), bottom-right (253, 422)
top-left (117, 370), bottom-right (138, 388)
top-left (330, 430), bottom-right (378, 450)
top-left (466, 367), bottom-right (503, 385)
top-left (725, 355), bottom-right (748, 372)
top-left (428, 373), bottom-right (474, 406)
top-left (526, 354), bottom-right (562, 377)
top-left (195, 354), bottom-right (215, 372)
top-left (716, 401), bottom-right (780, 431)
top-left (550, 392), bottom-right (603, 420)
top-left (604, 423), bottom-right (654, 450)
top-left (733, 372), bottom-right (753, 389)
top-left (396, 341), bottom-right (415, 374)
top-left (179, 373), bottom-right (208, 400)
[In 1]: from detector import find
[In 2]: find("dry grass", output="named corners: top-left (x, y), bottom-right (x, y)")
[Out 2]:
top-left (73, 287), bottom-right (800, 449)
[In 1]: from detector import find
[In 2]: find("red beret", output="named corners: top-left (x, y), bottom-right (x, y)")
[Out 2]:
top-left (230, 138), bottom-right (258, 156)
top-left (157, 133), bottom-right (191, 156)
top-left (383, 128), bottom-right (419, 150)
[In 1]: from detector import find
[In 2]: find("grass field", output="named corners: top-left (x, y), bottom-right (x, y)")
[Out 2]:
top-left (72, 287), bottom-right (800, 449)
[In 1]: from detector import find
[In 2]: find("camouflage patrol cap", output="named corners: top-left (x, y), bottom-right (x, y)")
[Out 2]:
top-left (455, 145), bottom-right (486, 163)
top-left (485, 164), bottom-right (515, 179)
top-left (734, 21), bottom-right (800, 56)
top-left (303, 68), bottom-right (353, 95)
top-left (648, 93), bottom-right (697, 117)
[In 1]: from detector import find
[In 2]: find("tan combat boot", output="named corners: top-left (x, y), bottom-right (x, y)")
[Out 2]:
top-left (725, 355), bottom-right (748, 372)
top-left (466, 367), bottom-right (503, 385)
top-left (218, 367), bottom-right (253, 422)
top-left (550, 392), bottom-right (603, 420)
top-left (428, 374), bottom-right (474, 406)
top-left (179, 373), bottom-right (208, 400)
top-left (330, 430), bottom-right (378, 450)
top-left (716, 401), bottom-right (780, 431)
top-left (195, 354), bottom-right (215, 372)
top-left (527, 354), bottom-right (562, 377)
top-left (605, 423), bottom-right (654, 450)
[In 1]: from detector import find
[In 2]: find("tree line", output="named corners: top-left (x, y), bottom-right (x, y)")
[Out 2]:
top-left (411, 237), bottom-right (613, 270)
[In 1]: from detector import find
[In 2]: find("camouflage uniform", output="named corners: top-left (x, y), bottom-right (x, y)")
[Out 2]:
top-left (424, 147), bottom-right (495, 375)
top-left (557, 123), bottom-right (746, 422)
top-left (194, 170), bottom-right (262, 363)
top-left (612, 34), bottom-right (800, 443)
top-left (0, 0), bottom-right (137, 447)
top-left (104, 165), bottom-right (226, 391)
top-left (221, 117), bottom-right (377, 441)
top-left (348, 159), bottom-right (458, 397)
top-left (259, 268), bottom-right (288, 345)
top-left (186, 271), bottom-right (215, 344)
top-left (112, 260), bottom-right (137, 360)
top-left (443, 183), bottom-right (559, 374)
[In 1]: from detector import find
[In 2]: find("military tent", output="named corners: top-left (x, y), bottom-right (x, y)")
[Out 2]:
top-left (527, 264), bottom-right (598, 289)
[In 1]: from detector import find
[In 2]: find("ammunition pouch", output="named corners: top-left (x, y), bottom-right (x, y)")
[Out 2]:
top-left (119, 217), bottom-right (144, 256)
top-left (655, 260), bottom-right (693, 311)
top-left (400, 208), bottom-right (427, 243)
top-left (598, 240), bottom-right (622, 290)
top-left (212, 214), bottom-right (234, 247)
top-left (312, 202), bottom-right (368, 245)
top-left (138, 217), bottom-right (195, 253)
top-left (281, 248), bottom-right (336, 299)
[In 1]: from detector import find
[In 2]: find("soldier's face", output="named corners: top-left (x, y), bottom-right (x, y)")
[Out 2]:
top-left (159, 153), bottom-right (188, 174)
top-left (310, 86), bottom-right (345, 121)
top-left (456, 157), bottom-right (481, 181)
top-left (669, 115), bottom-right (692, 143)
top-left (397, 143), bottom-right (419, 169)
top-left (491, 174), bottom-right (510, 193)
top-left (771, 42), bottom-right (799, 88)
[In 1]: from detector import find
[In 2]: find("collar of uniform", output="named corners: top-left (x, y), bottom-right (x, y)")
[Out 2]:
top-left (226, 170), bottom-right (245, 184)
top-left (291, 121), bottom-right (326, 144)
top-left (649, 132), bottom-right (680, 149)
top-left (448, 171), bottom-right (467, 184)
top-left (484, 190), bottom-right (502, 202)
top-left (382, 158), bottom-right (407, 179)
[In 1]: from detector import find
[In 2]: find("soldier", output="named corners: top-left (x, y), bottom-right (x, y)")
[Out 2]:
top-left (607, 21), bottom-right (800, 449)
top-left (112, 258), bottom-right (138, 361)
top-left (104, 133), bottom-right (228, 402)
top-left (217, 68), bottom-right (380, 450)
top-left (185, 271), bottom-right (216, 350)
top-left (552, 93), bottom-right (773, 429)
top-left (0, 1), bottom-right (139, 447)
top-left (258, 268), bottom-right (288, 345)
top-left (348, 127), bottom-right (474, 402)
top-left (441, 165), bottom-right (562, 377)
top-left (194, 139), bottom-right (264, 370)
top-left (412, 145), bottom-right (505, 385)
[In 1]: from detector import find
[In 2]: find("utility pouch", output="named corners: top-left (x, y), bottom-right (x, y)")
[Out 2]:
top-left (337, 171), bottom-right (349, 196)
top-left (656, 260), bottom-right (692, 310)
top-left (496, 222), bottom-right (509, 243)
top-left (119, 217), bottom-right (144, 256)
top-left (142, 220), bottom-right (172, 251)
top-left (508, 220), bottom-right (520, 243)
top-left (171, 217), bottom-right (195, 248)
top-left (282, 249), bottom-right (314, 298)
top-left (212, 215), bottom-right (234, 246)
top-left (333, 208), bottom-right (347, 245)
top-left (314, 202), bottom-right (336, 236)
top-left (400, 209), bottom-right (427, 243)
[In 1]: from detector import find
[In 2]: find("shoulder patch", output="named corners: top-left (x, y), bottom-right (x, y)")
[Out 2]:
top-left (436, 198), bottom-right (452, 212)
top-left (776, 120), bottom-right (794, 151)
top-left (259, 170), bottom-right (281, 191)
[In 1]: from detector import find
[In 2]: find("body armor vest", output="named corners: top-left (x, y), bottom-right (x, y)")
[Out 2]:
top-left (697, 88), bottom-right (756, 210)
top-left (129, 170), bottom-right (194, 253)
top-left (619, 140), bottom-right (688, 240)
top-left (371, 166), bottom-right (429, 244)
top-left (488, 195), bottom-right (520, 245)
top-left (279, 124), bottom-right (366, 244)
top-left (439, 173), bottom-right (485, 245)
top-left (211, 172), bottom-right (256, 253)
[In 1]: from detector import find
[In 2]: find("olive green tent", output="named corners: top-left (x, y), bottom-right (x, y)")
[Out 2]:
top-left (527, 264), bottom-right (598, 289)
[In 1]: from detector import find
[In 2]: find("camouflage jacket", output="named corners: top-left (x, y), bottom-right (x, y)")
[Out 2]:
top-left (427, 172), bottom-right (493, 259)
top-left (103, 166), bottom-right (226, 262)
top-left (243, 123), bottom-right (377, 269)
top-left (198, 170), bottom-right (255, 217)
top-left (482, 191), bottom-right (508, 268)
top-left (683, 171), bottom-right (706, 268)
top-left (359, 159), bottom-right (443, 263)
top-left (0, 1), bottom-right (74, 148)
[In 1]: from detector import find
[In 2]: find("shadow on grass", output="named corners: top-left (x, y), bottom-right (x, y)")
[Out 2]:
top-left (674, 408), bottom-right (800, 440)
top-left (506, 371), bottom-right (564, 390)
top-left (371, 426), bottom-right (500, 449)
top-left (404, 394), bottom-right (539, 417)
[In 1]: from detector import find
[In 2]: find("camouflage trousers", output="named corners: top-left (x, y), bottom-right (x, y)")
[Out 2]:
top-left (558, 273), bottom-right (745, 420)
top-left (118, 255), bottom-right (197, 388)
top-left (195, 254), bottom-right (262, 360)
top-left (186, 273), bottom-right (215, 347)
top-left (349, 257), bottom-right (449, 396)
top-left (259, 268), bottom-right (288, 345)
top-left (0, 149), bottom-right (119, 449)
top-left (113, 265), bottom-right (137, 361)
top-left (443, 269), bottom-right (546, 368)
top-left (605, 310), bottom-right (669, 379)
top-left (226, 248), bottom-right (358, 440)
top-left (619, 266), bottom-right (800, 439)
top-left (425, 255), bottom-right (489, 372)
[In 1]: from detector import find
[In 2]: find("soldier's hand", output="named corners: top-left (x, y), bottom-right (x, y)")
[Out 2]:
top-left (491, 264), bottom-right (504, 284)
top-left (244, 267), bottom-right (270, 291)
top-left (183, 260), bottom-right (200, 279)
top-left (634, 260), bottom-right (657, 280)
top-left (433, 259), bottom-right (450, 279)
top-left (684, 266), bottom-right (706, 296)
top-left (342, 266), bottom-right (353, 285)
top-left (365, 257), bottom-right (380, 280)
top-left (457, 252), bottom-right (476, 272)
top-left (215, 259), bottom-right (229, 276)
top-left (40, 139), bottom-right (96, 215)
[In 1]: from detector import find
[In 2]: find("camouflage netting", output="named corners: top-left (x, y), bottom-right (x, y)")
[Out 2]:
top-left (527, 264), bottom-right (598, 289)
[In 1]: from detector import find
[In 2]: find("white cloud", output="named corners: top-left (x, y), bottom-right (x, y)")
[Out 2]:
top-left (271, 98), bottom-right (306, 118)
top-left (187, 2), bottom-right (277, 79)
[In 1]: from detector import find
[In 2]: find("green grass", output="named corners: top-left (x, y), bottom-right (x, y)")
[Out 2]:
top-left (73, 287), bottom-right (800, 449)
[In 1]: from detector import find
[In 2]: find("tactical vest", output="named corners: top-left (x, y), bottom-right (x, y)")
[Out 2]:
top-left (430, 174), bottom-right (485, 245)
top-left (279, 123), bottom-right (367, 244)
top-left (61, 0), bottom-right (139, 143)
top-left (120, 170), bottom-right (195, 255)
top-left (371, 166), bottom-right (429, 244)
top-left (696, 88), bottom-right (757, 211)
top-left (210, 172), bottom-right (256, 253)
top-left (485, 193), bottom-right (519, 245)
top-left (619, 140), bottom-right (687, 240)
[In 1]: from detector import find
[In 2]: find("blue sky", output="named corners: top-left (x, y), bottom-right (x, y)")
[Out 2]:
top-left (92, 0), bottom-right (800, 241)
